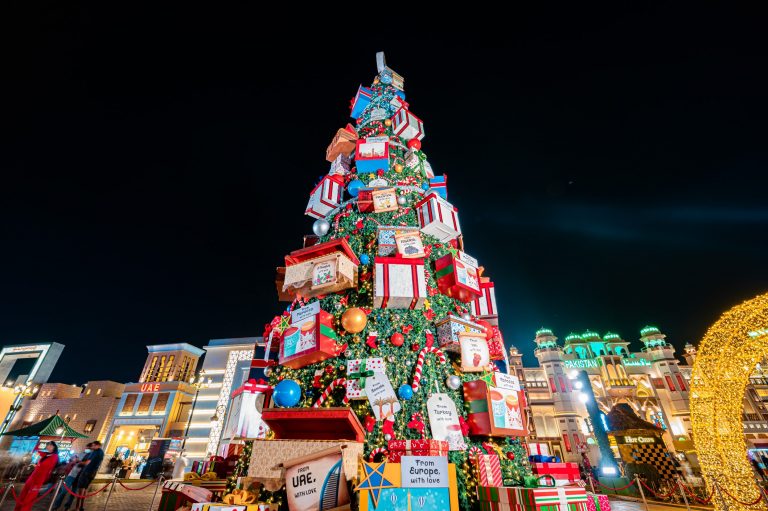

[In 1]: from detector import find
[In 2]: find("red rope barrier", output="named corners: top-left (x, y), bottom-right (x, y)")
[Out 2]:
top-left (60, 481), bottom-right (113, 499)
top-left (679, 481), bottom-right (715, 505)
top-left (638, 479), bottom-right (677, 500)
top-left (117, 479), bottom-right (158, 491)
top-left (30, 482), bottom-right (58, 505)
top-left (589, 476), bottom-right (636, 491)
top-left (718, 484), bottom-right (763, 506)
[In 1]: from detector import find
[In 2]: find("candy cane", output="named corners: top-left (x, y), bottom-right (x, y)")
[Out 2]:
top-left (468, 446), bottom-right (483, 458)
top-left (368, 448), bottom-right (388, 462)
top-left (313, 378), bottom-right (348, 408)
top-left (411, 346), bottom-right (446, 392)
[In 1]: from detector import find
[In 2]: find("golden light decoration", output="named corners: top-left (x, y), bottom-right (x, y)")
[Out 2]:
top-left (690, 291), bottom-right (768, 511)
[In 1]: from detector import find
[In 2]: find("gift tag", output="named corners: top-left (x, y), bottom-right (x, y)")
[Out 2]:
top-left (395, 231), bottom-right (425, 258)
top-left (365, 373), bottom-right (401, 421)
top-left (459, 332), bottom-right (490, 372)
top-left (427, 393), bottom-right (467, 451)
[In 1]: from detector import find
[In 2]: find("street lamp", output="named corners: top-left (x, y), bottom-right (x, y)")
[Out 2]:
top-left (209, 405), bottom-right (226, 429)
top-left (181, 370), bottom-right (211, 450)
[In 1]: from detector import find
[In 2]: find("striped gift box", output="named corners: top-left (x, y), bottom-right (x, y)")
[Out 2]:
top-left (478, 486), bottom-right (588, 511)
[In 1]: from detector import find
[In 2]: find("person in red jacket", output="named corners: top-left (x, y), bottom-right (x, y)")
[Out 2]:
top-left (15, 441), bottom-right (59, 511)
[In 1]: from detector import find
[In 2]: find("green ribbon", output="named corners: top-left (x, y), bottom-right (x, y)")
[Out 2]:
top-left (349, 369), bottom-right (374, 389)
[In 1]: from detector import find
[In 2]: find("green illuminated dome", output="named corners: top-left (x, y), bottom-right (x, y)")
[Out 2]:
top-left (640, 325), bottom-right (661, 336)
top-left (534, 328), bottom-right (559, 348)
top-left (581, 330), bottom-right (601, 342)
top-left (564, 332), bottom-right (584, 344)
top-left (603, 332), bottom-right (622, 342)
top-left (536, 328), bottom-right (554, 337)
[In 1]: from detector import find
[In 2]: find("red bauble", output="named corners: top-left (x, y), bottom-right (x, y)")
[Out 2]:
top-left (390, 332), bottom-right (405, 347)
top-left (475, 319), bottom-right (494, 340)
top-left (411, 343), bottom-right (420, 352)
top-left (406, 139), bottom-right (422, 150)
top-left (506, 452), bottom-right (515, 460)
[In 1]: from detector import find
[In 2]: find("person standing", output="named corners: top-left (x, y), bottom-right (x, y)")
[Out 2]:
top-left (14, 441), bottom-right (59, 511)
top-left (72, 441), bottom-right (104, 511)
top-left (53, 445), bottom-right (89, 511)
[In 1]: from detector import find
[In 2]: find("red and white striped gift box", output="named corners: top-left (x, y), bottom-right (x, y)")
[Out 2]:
top-left (471, 277), bottom-right (498, 318)
top-left (392, 106), bottom-right (425, 141)
top-left (305, 175), bottom-right (344, 219)
top-left (473, 454), bottom-right (503, 487)
top-left (374, 256), bottom-right (427, 309)
top-left (414, 192), bottom-right (461, 242)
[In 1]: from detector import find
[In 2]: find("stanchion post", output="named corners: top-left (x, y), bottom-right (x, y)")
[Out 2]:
top-left (148, 475), bottom-right (164, 511)
top-left (677, 477), bottom-right (691, 511)
top-left (712, 477), bottom-right (729, 511)
top-left (0, 474), bottom-right (16, 507)
top-left (102, 471), bottom-right (118, 511)
top-left (635, 475), bottom-right (650, 511)
top-left (47, 474), bottom-right (66, 511)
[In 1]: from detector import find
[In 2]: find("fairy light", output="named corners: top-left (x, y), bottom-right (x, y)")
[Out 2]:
top-left (690, 292), bottom-right (768, 511)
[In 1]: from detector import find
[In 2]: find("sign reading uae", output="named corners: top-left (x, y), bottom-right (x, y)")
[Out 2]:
top-left (140, 383), bottom-right (161, 392)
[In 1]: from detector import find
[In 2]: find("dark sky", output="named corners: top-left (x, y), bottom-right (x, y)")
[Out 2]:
top-left (2, 5), bottom-right (767, 384)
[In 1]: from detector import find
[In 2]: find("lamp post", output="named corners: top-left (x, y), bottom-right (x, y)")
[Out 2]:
top-left (181, 371), bottom-right (210, 450)
top-left (571, 370), bottom-right (620, 479)
top-left (207, 405), bottom-right (226, 457)
top-left (0, 381), bottom-right (39, 435)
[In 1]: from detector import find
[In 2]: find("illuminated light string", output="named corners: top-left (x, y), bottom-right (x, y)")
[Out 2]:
top-left (690, 292), bottom-right (768, 511)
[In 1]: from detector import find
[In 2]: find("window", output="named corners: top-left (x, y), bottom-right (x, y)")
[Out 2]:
top-left (83, 420), bottom-right (97, 433)
top-left (121, 394), bottom-right (138, 415)
top-left (136, 394), bottom-right (152, 415)
top-left (144, 356), bottom-right (158, 382)
top-left (96, 388), bottom-right (102, 395)
top-left (549, 377), bottom-right (557, 393)
top-left (85, 389), bottom-right (91, 395)
top-left (558, 376), bottom-right (567, 393)
top-left (562, 433), bottom-right (572, 452)
top-left (665, 375), bottom-right (677, 391)
top-left (152, 392), bottom-right (170, 414)
top-left (675, 374), bottom-right (687, 392)
top-left (160, 355), bottom-right (175, 382)
top-left (156, 356), bottom-right (167, 382)
top-left (652, 378), bottom-right (665, 389)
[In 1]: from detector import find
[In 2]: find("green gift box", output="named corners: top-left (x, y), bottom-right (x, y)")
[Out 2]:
top-left (478, 486), bottom-right (588, 511)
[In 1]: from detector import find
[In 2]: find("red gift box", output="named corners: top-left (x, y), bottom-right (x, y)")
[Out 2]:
top-left (532, 463), bottom-right (581, 486)
top-left (434, 250), bottom-right (482, 302)
top-left (305, 175), bottom-right (344, 219)
top-left (473, 454), bottom-right (503, 486)
top-left (464, 379), bottom-right (528, 437)
top-left (278, 303), bottom-right (339, 369)
top-left (471, 277), bottom-right (498, 319)
top-left (387, 439), bottom-right (448, 462)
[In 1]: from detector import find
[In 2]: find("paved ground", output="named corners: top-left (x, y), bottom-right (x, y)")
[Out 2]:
top-left (0, 480), bottom-right (161, 511)
top-left (607, 497), bottom-right (712, 511)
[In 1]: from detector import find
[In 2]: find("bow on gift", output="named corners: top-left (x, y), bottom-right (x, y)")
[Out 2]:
top-left (349, 359), bottom-right (375, 389)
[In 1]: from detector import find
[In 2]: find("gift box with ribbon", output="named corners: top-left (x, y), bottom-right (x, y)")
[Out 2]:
top-left (282, 238), bottom-right (359, 299)
top-left (345, 357), bottom-right (386, 400)
top-left (305, 175), bottom-right (344, 219)
top-left (355, 136), bottom-right (390, 174)
top-left (387, 439), bottom-right (448, 463)
top-left (350, 85), bottom-right (373, 119)
top-left (464, 375), bottom-right (528, 437)
top-left (328, 153), bottom-right (351, 176)
top-left (278, 302), bottom-right (339, 369)
top-left (429, 174), bottom-right (448, 199)
top-left (414, 192), bottom-right (461, 243)
top-left (434, 250), bottom-right (482, 303)
top-left (531, 462), bottom-right (581, 486)
top-left (473, 454), bottom-right (503, 487)
top-left (325, 124), bottom-right (358, 162)
top-left (358, 187), bottom-right (398, 213)
top-left (585, 493), bottom-right (611, 511)
top-left (477, 485), bottom-right (588, 511)
top-left (471, 276), bottom-right (498, 319)
top-left (377, 225), bottom-right (421, 256)
top-left (373, 256), bottom-right (427, 309)
top-left (392, 105), bottom-right (425, 141)
top-left (435, 315), bottom-right (485, 352)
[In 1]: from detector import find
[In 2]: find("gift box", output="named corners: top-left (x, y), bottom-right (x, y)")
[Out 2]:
top-left (345, 357), bottom-right (386, 400)
top-left (429, 174), bottom-right (448, 199)
top-left (328, 153), bottom-right (352, 176)
top-left (474, 454), bottom-right (503, 486)
top-left (357, 461), bottom-right (460, 511)
top-left (358, 187), bottom-right (398, 213)
top-left (355, 136), bottom-right (390, 174)
top-left (392, 106), bottom-right (425, 141)
top-left (282, 238), bottom-right (359, 298)
top-left (377, 225), bottom-right (420, 256)
top-left (414, 192), bottom-right (461, 243)
top-left (191, 504), bottom-right (272, 511)
top-left (274, 267), bottom-right (294, 302)
top-left (586, 493), bottom-right (611, 511)
top-left (374, 256), bottom-right (427, 309)
top-left (278, 302), bottom-right (339, 369)
top-left (350, 85), bottom-right (373, 119)
top-left (435, 315), bottom-right (484, 352)
top-left (472, 277), bottom-right (499, 319)
top-left (464, 376), bottom-right (528, 437)
top-left (305, 175), bottom-right (344, 219)
top-left (387, 439), bottom-right (449, 462)
top-left (477, 486), bottom-right (588, 511)
top-left (326, 124), bottom-right (358, 162)
top-left (531, 463), bottom-right (581, 486)
top-left (487, 324), bottom-right (506, 361)
top-left (435, 250), bottom-right (482, 302)
top-left (394, 230), bottom-right (425, 258)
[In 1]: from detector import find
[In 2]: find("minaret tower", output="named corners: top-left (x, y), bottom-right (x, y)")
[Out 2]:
top-left (682, 342), bottom-right (697, 366)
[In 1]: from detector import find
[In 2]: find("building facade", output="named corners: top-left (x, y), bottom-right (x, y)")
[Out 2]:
top-left (3, 380), bottom-right (124, 453)
top-left (519, 326), bottom-right (694, 471)
top-left (102, 343), bottom-right (204, 463)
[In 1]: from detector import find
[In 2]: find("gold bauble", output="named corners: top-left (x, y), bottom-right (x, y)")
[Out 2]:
top-left (341, 307), bottom-right (367, 333)
top-left (374, 77), bottom-right (380, 84)
top-left (394, 163), bottom-right (404, 173)
top-left (384, 119), bottom-right (392, 126)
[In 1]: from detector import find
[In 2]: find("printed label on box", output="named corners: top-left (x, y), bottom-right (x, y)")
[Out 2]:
top-left (372, 189), bottom-right (398, 212)
top-left (312, 260), bottom-right (337, 288)
top-left (459, 333), bottom-right (490, 372)
top-left (401, 456), bottom-right (449, 488)
top-left (395, 232), bottom-right (425, 258)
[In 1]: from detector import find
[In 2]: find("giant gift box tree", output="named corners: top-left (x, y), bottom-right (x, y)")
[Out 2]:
top-left (255, 53), bottom-right (532, 510)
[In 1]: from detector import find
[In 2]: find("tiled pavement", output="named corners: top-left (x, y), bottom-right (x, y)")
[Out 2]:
top-left (0, 480), bottom-right (161, 511)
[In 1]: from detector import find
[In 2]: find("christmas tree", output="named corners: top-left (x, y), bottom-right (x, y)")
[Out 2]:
top-left (254, 53), bottom-right (532, 510)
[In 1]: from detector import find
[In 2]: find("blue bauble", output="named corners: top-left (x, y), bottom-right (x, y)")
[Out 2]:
top-left (398, 384), bottom-right (414, 400)
top-left (359, 254), bottom-right (370, 265)
top-left (348, 179), bottom-right (365, 197)
top-left (273, 379), bottom-right (302, 408)
top-left (421, 182), bottom-right (430, 190)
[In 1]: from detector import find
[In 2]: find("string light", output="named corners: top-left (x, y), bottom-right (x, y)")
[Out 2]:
top-left (690, 292), bottom-right (768, 511)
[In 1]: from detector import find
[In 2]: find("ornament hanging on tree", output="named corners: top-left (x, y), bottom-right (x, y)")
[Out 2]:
top-left (446, 375), bottom-right (462, 390)
top-left (341, 307), bottom-right (367, 333)
top-left (312, 218), bottom-right (330, 237)
top-left (347, 179), bottom-right (364, 197)
top-left (390, 332), bottom-right (404, 347)
top-left (407, 139), bottom-right (422, 150)
top-left (397, 195), bottom-right (407, 206)
top-left (384, 119), bottom-right (392, 127)
top-left (398, 384), bottom-right (414, 400)
top-left (394, 163), bottom-right (404, 173)
top-left (366, 331), bottom-right (378, 349)
top-left (359, 253), bottom-right (371, 265)
top-left (273, 379), bottom-right (301, 408)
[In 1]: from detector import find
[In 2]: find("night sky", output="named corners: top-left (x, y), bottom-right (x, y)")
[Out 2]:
top-left (2, 6), bottom-right (767, 384)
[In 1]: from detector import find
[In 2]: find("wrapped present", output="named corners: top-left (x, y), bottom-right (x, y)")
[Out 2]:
top-left (358, 187), bottom-right (398, 213)
top-left (464, 374), bottom-right (528, 437)
top-left (429, 174), bottom-right (448, 199)
top-left (487, 324), bottom-right (506, 361)
top-left (374, 256), bottom-right (427, 309)
top-left (477, 485), bottom-right (588, 511)
top-left (220, 379), bottom-right (270, 441)
top-left (355, 136), bottom-right (390, 174)
top-left (473, 454), bottom-right (503, 486)
top-left (414, 192), bottom-right (461, 243)
top-left (278, 302), bottom-right (339, 369)
top-left (345, 357), bottom-right (386, 400)
top-left (532, 463), bottom-right (581, 486)
top-left (528, 443), bottom-right (551, 457)
top-left (392, 105), bottom-right (425, 141)
top-left (586, 493), bottom-right (611, 511)
top-left (350, 85), bottom-right (373, 119)
top-left (282, 238), bottom-right (359, 298)
top-left (387, 439), bottom-right (448, 462)
top-left (377, 225), bottom-right (420, 256)
top-left (394, 230), bottom-right (425, 258)
top-left (435, 250), bottom-right (482, 302)
top-left (472, 277), bottom-right (498, 319)
top-left (274, 267), bottom-right (294, 302)
top-left (328, 153), bottom-right (352, 176)
top-left (325, 124), bottom-right (358, 162)
top-left (305, 175), bottom-right (344, 219)
top-left (435, 315), bottom-right (484, 352)
top-left (357, 460), bottom-right (460, 511)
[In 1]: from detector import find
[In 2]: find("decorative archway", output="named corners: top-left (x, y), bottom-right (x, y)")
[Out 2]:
top-left (691, 292), bottom-right (768, 511)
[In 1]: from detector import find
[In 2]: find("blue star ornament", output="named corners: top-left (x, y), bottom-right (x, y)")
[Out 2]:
top-left (357, 460), bottom-right (396, 508)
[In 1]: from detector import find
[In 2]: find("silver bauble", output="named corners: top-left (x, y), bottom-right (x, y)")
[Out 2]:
top-left (397, 195), bottom-right (407, 206)
top-left (263, 366), bottom-right (273, 377)
top-left (446, 375), bottom-right (462, 390)
top-left (312, 218), bottom-right (331, 237)
top-left (384, 433), bottom-right (392, 441)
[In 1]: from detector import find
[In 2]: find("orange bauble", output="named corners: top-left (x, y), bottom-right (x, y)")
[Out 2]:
top-left (341, 307), bottom-right (367, 333)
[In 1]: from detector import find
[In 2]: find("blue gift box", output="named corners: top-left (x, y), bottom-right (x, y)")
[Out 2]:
top-left (429, 174), bottom-right (448, 199)
top-left (350, 85), bottom-right (373, 119)
top-left (355, 137), bottom-right (390, 174)
top-left (363, 488), bottom-right (451, 511)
